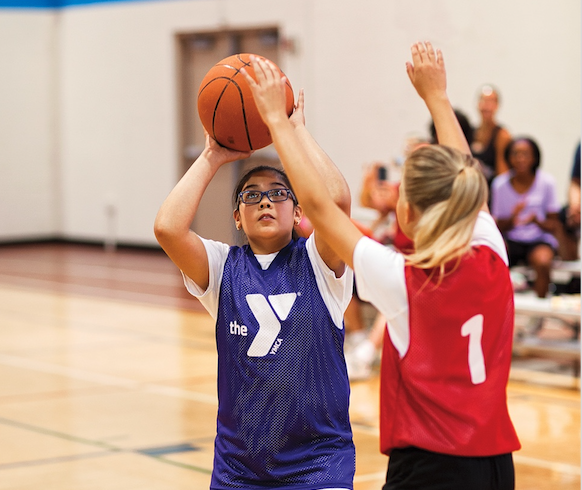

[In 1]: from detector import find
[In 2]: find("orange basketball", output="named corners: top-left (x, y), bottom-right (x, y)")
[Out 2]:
top-left (197, 53), bottom-right (294, 152)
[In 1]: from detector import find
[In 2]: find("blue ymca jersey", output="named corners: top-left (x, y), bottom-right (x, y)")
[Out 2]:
top-left (211, 238), bottom-right (355, 490)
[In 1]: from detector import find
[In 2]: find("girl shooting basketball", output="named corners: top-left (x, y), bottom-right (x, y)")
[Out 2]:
top-left (154, 90), bottom-right (356, 488)
top-left (243, 42), bottom-right (520, 490)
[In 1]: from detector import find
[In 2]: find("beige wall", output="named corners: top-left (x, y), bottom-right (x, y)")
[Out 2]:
top-left (0, 11), bottom-right (59, 240)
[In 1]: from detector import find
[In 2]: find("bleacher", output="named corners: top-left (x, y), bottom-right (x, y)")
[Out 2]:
top-left (511, 260), bottom-right (580, 380)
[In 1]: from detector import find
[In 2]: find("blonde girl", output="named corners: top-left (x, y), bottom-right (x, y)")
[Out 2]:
top-left (244, 41), bottom-right (520, 490)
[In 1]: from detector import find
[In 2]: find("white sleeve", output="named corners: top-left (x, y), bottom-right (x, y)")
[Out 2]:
top-left (181, 237), bottom-right (230, 320)
top-left (472, 211), bottom-right (509, 265)
top-left (305, 234), bottom-right (354, 330)
top-left (353, 237), bottom-right (410, 358)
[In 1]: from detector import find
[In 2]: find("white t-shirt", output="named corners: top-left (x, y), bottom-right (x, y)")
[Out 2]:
top-left (182, 234), bottom-right (354, 330)
top-left (352, 212), bottom-right (508, 357)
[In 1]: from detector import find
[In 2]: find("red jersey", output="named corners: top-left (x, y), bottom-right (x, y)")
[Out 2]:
top-left (392, 221), bottom-right (414, 253)
top-left (392, 183), bottom-right (415, 254)
top-left (379, 245), bottom-right (521, 456)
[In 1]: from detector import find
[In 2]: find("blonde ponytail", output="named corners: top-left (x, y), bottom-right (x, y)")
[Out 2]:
top-left (402, 145), bottom-right (487, 276)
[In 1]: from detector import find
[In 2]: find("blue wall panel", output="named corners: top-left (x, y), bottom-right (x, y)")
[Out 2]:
top-left (0, 0), bottom-right (174, 9)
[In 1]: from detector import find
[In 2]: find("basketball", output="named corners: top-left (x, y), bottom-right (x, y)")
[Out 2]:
top-left (197, 53), bottom-right (294, 152)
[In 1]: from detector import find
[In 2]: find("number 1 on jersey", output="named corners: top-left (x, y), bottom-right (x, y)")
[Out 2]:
top-left (461, 314), bottom-right (486, 384)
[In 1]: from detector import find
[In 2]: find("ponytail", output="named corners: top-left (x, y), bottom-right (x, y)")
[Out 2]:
top-left (402, 145), bottom-right (487, 276)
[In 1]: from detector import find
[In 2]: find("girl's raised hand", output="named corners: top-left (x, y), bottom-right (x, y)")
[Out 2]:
top-left (241, 56), bottom-right (289, 127)
top-left (289, 89), bottom-right (305, 129)
top-left (203, 130), bottom-right (252, 165)
top-left (407, 41), bottom-right (470, 154)
top-left (405, 41), bottom-right (447, 103)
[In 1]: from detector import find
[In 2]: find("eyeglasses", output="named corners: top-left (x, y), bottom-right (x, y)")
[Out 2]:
top-left (238, 188), bottom-right (296, 205)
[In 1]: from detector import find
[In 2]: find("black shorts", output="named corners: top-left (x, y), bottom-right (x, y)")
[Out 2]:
top-left (383, 447), bottom-right (515, 490)
top-left (505, 239), bottom-right (555, 267)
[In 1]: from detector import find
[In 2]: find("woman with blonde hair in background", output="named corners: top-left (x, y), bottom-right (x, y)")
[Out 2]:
top-left (471, 84), bottom-right (512, 186)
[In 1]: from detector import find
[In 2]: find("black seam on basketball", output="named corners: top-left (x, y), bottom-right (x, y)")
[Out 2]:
top-left (217, 59), bottom-right (252, 81)
top-left (199, 76), bottom-right (234, 94)
top-left (235, 54), bottom-right (252, 71)
top-left (200, 76), bottom-right (253, 150)
top-left (199, 57), bottom-right (275, 150)
top-left (199, 76), bottom-right (240, 143)
top-left (211, 82), bottom-right (232, 143)
top-left (226, 78), bottom-right (253, 149)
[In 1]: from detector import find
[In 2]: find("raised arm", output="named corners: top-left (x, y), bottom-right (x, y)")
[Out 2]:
top-left (241, 58), bottom-right (362, 270)
top-left (406, 42), bottom-right (471, 155)
top-left (289, 89), bottom-right (352, 275)
top-left (154, 135), bottom-right (250, 289)
top-left (241, 43), bottom-right (465, 268)
top-left (407, 42), bottom-right (488, 212)
top-left (495, 128), bottom-right (512, 175)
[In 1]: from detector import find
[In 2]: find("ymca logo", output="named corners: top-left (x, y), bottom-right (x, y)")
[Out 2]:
top-left (236, 292), bottom-right (297, 357)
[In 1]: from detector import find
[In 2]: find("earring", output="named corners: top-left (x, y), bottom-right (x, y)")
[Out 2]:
top-left (236, 223), bottom-right (241, 230)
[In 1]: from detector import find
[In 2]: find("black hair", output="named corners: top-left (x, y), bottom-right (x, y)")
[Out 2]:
top-left (232, 165), bottom-right (298, 209)
top-left (504, 137), bottom-right (541, 174)
top-left (429, 109), bottom-right (474, 146)
top-left (232, 165), bottom-right (301, 242)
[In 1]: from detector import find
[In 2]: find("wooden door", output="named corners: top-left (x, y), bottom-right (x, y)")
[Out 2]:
top-left (177, 29), bottom-right (283, 245)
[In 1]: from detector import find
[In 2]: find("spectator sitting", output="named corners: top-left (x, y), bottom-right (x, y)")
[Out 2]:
top-left (491, 137), bottom-right (561, 298)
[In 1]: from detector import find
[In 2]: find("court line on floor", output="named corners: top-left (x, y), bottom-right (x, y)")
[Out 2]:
top-left (1, 354), bottom-right (579, 478)
top-left (0, 259), bottom-right (182, 287)
top-left (0, 450), bottom-right (117, 470)
top-left (330, 422), bottom-right (581, 478)
top-left (353, 471), bottom-right (385, 483)
top-left (0, 416), bottom-right (212, 475)
top-left (352, 455), bottom-right (582, 483)
top-left (0, 275), bottom-right (191, 308)
top-left (0, 354), bottom-right (378, 436)
top-left (0, 415), bottom-right (120, 452)
top-left (0, 295), bottom-right (215, 353)
top-left (0, 354), bottom-right (217, 405)
top-left (513, 453), bottom-right (581, 476)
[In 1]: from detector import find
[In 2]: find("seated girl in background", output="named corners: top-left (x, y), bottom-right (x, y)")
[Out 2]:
top-left (491, 137), bottom-right (561, 298)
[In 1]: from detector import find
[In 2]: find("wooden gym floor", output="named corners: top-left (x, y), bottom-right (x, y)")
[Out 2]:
top-left (0, 242), bottom-right (579, 490)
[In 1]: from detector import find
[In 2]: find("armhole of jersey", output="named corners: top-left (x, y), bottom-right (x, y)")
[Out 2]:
top-left (353, 236), bottom-right (410, 358)
top-left (181, 237), bottom-right (229, 319)
top-left (305, 235), bottom-right (353, 330)
top-left (472, 212), bottom-right (509, 265)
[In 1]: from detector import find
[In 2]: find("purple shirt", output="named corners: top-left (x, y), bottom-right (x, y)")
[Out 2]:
top-left (491, 170), bottom-right (560, 248)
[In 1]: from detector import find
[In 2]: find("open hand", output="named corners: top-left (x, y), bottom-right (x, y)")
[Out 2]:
top-left (241, 56), bottom-right (289, 127)
top-left (203, 130), bottom-right (252, 165)
top-left (406, 41), bottom-right (446, 102)
top-left (289, 89), bottom-right (306, 129)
